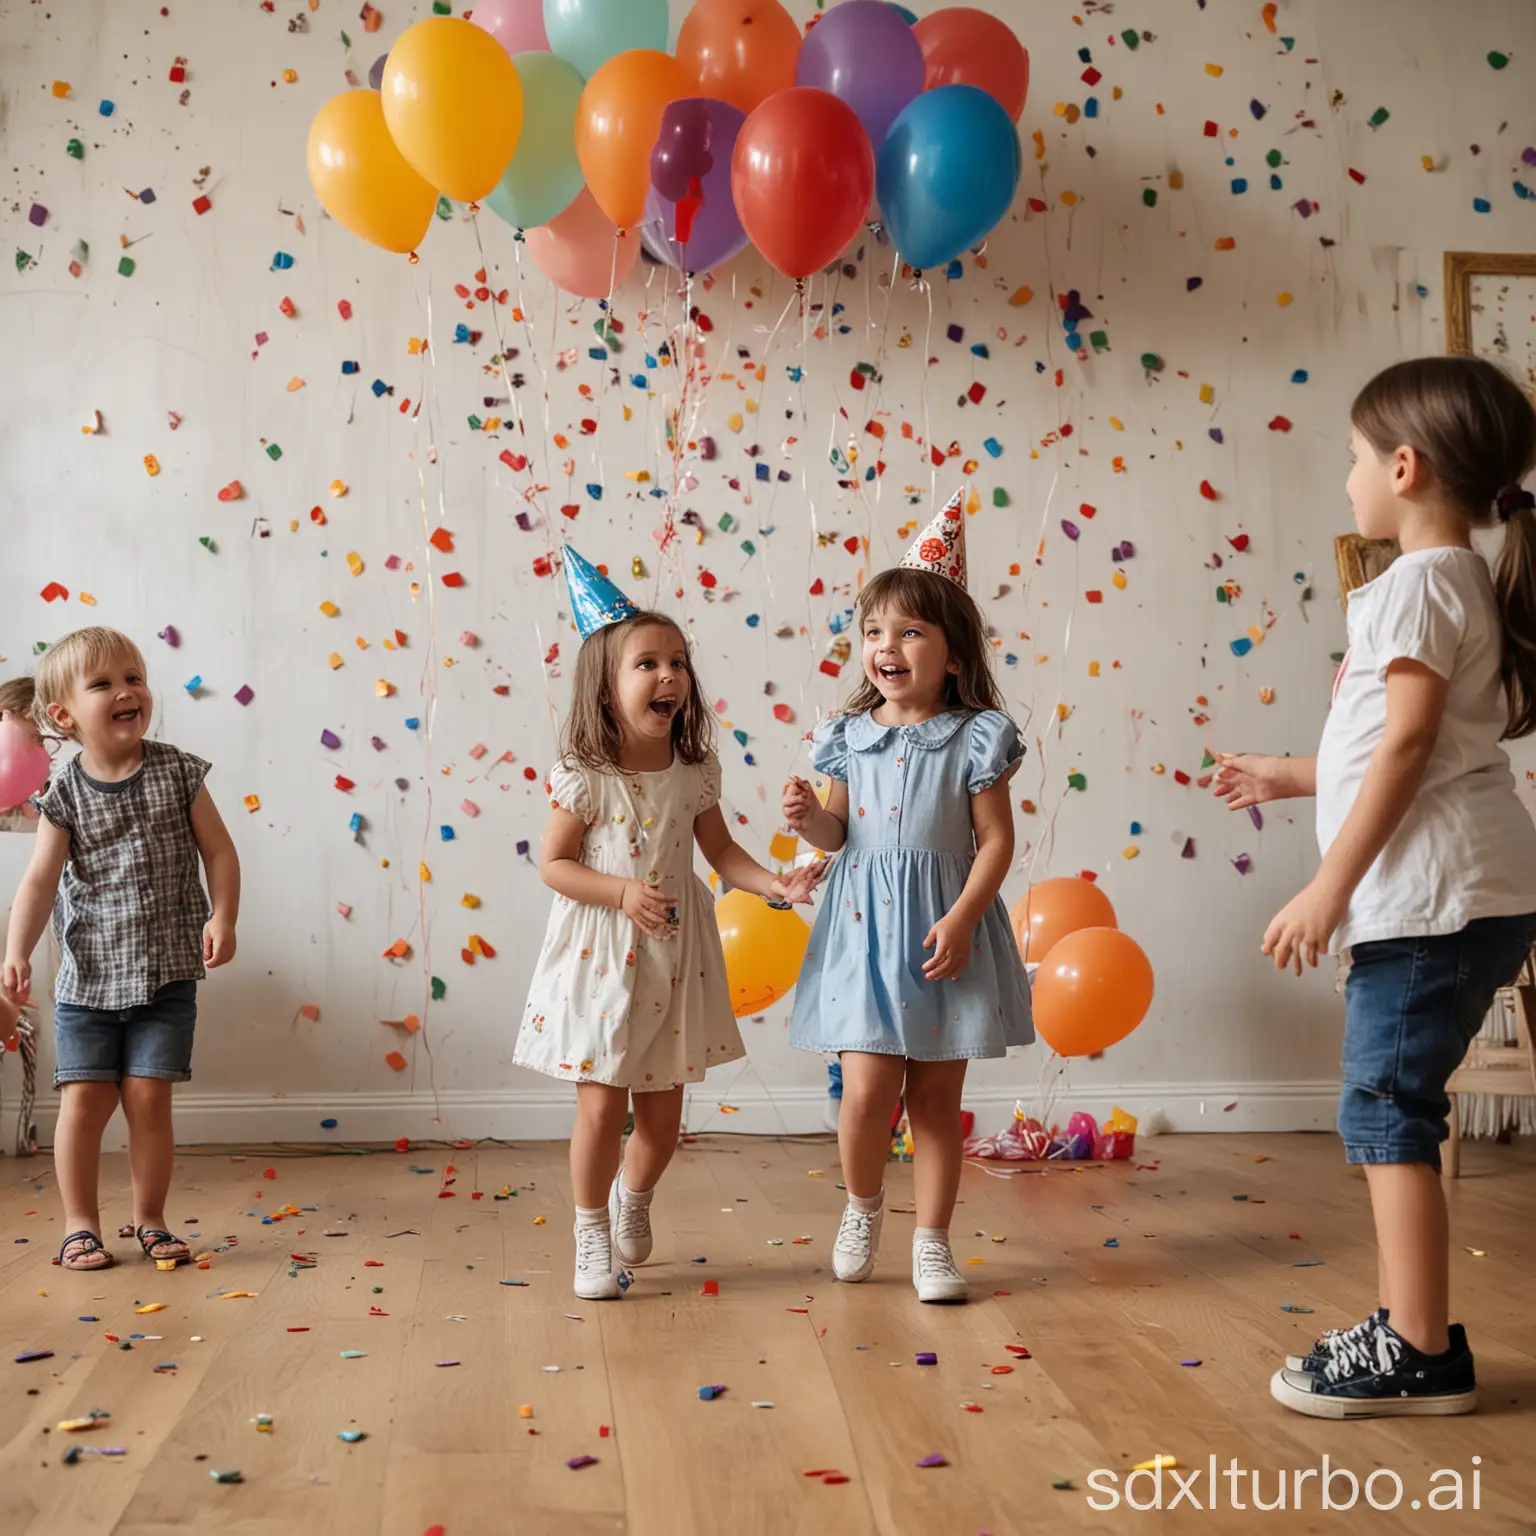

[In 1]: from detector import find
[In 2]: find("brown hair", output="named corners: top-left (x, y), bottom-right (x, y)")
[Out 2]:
top-left (840, 566), bottom-right (1006, 717)
top-left (0, 676), bottom-right (35, 725)
top-left (1351, 356), bottom-right (1536, 738)
top-left (560, 610), bottom-right (714, 771)
top-left (32, 627), bottom-right (148, 742)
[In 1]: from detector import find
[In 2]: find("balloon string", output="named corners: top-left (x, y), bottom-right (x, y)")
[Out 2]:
top-left (1026, 538), bottom-right (1082, 889)
top-left (920, 273), bottom-right (937, 509)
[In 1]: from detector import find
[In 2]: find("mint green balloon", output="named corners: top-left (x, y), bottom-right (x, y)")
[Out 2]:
top-left (485, 52), bottom-right (586, 231)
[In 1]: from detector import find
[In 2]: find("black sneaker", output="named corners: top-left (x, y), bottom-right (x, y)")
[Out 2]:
top-left (1270, 1319), bottom-right (1476, 1419)
top-left (1284, 1306), bottom-right (1389, 1372)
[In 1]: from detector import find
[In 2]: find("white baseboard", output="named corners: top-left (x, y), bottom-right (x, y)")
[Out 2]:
top-left (15, 1080), bottom-right (1341, 1150)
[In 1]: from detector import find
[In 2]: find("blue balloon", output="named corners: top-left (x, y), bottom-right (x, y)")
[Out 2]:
top-left (877, 85), bottom-right (1020, 272)
top-left (887, 3), bottom-right (919, 21)
top-left (543, 0), bottom-right (667, 82)
top-left (486, 52), bottom-right (587, 232)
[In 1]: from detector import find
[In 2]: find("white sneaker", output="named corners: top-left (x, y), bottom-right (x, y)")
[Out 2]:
top-left (832, 1201), bottom-right (883, 1283)
top-left (573, 1220), bottom-right (623, 1300)
top-left (913, 1235), bottom-right (968, 1303)
top-left (608, 1176), bottom-right (653, 1266)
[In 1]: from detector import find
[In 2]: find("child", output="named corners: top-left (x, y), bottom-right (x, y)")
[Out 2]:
top-left (1, 628), bottom-right (241, 1271)
top-left (0, 676), bottom-right (45, 832)
top-left (781, 493), bottom-right (1033, 1303)
top-left (1216, 356), bottom-right (1536, 1418)
top-left (517, 549), bottom-right (818, 1301)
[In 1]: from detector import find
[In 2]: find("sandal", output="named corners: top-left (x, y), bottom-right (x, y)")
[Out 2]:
top-left (134, 1226), bottom-right (191, 1266)
top-left (57, 1230), bottom-right (115, 1271)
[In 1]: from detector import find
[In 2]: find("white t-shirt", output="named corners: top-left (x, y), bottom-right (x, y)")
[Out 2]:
top-left (1317, 546), bottom-right (1536, 950)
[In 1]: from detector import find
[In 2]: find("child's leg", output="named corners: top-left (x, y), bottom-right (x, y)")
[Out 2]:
top-left (622, 1085), bottom-right (685, 1193)
top-left (570, 1083), bottom-right (629, 1208)
top-left (902, 1059), bottom-right (969, 1230)
top-left (119, 1076), bottom-right (179, 1241)
top-left (1364, 1163), bottom-right (1449, 1356)
top-left (54, 1080), bottom-right (121, 1261)
top-left (836, 1051), bottom-right (907, 1199)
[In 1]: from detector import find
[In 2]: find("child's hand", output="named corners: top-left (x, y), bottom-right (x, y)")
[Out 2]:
top-left (769, 863), bottom-right (823, 906)
top-left (1212, 753), bottom-right (1288, 809)
top-left (2, 956), bottom-right (30, 1008)
top-left (620, 880), bottom-right (674, 939)
top-left (203, 918), bottom-right (237, 968)
top-left (782, 776), bottom-right (818, 831)
top-left (1262, 881), bottom-right (1347, 975)
top-left (922, 912), bottom-right (976, 982)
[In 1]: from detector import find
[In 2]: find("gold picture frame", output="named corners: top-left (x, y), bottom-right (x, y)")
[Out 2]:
top-left (1333, 534), bottom-right (1399, 607)
top-left (1444, 250), bottom-right (1536, 356)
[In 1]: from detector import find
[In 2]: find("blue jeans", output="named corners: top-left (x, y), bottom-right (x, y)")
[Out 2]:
top-left (53, 980), bottom-right (198, 1087)
top-left (1339, 914), bottom-right (1536, 1170)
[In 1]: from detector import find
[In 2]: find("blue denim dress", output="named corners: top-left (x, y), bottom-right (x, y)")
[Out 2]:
top-left (789, 709), bottom-right (1035, 1060)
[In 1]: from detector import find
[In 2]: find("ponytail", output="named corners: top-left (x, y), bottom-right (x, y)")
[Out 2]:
top-left (1495, 490), bottom-right (1536, 739)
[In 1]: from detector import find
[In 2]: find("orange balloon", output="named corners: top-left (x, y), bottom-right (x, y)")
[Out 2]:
top-left (575, 49), bottom-right (691, 229)
top-left (525, 185), bottom-right (640, 298)
top-left (676, 0), bottom-right (803, 116)
top-left (307, 90), bottom-right (438, 254)
top-left (716, 890), bottom-right (811, 1018)
top-left (1010, 877), bottom-right (1117, 965)
top-left (1031, 928), bottom-right (1153, 1057)
top-left (913, 7), bottom-right (1030, 123)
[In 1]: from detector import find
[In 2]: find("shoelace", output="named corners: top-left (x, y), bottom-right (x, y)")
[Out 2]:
top-left (835, 1208), bottom-right (876, 1255)
top-left (575, 1222), bottom-right (614, 1273)
top-left (1322, 1324), bottom-right (1402, 1384)
top-left (914, 1239), bottom-right (960, 1279)
top-left (1314, 1312), bottom-right (1379, 1358)
top-left (613, 1194), bottom-right (650, 1243)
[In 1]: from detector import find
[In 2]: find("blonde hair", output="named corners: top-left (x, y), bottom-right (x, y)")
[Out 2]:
top-left (840, 567), bottom-right (1006, 717)
top-left (560, 611), bottom-right (714, 771)
top-left (1351, 357), bottom-right (1536, 738)
top-left (33, 627), bottom-right (148, 741)
top-left (0, 676), bottom-right (35, 723)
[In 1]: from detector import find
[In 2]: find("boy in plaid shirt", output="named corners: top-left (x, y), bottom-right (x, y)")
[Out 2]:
top-left (2, 628), bottom-right (240, 1271)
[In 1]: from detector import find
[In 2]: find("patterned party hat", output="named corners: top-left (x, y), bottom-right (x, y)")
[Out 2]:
top-left (563, 545), bottom-right (640, 640)
top-left (899, 488), bottom-right (968, 589)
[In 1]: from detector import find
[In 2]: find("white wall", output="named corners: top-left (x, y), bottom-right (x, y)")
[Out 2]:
top-left (3, 0), bottom-right (1535, 1146)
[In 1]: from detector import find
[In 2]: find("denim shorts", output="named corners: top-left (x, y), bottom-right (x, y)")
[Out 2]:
top-left (1339, 913), bottom-right (1536, 1170)
top-left (52, 980), bottom-right (198, 1087)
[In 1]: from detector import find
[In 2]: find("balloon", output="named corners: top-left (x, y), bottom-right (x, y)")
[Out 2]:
top-left (795, 0), bottom-right (924, 154)
top-left (0, 719), bottom-right (49, 811)
top-left (887, 3), bottom-right (919, 20)
top-left (576, 49), bottom-right (691, 229)
top-left (472, 0), bottom-right (551, 56)
top-left (675, 0), bottom-right (802, 116)
top-left (876, 84), bottom-right (1020, 270)
top-left (544, 0), bottom-right (668, 83)
top-left (914, 7), bottom-right (1030, 123)
top-left (525, 185), bottom-right (639, 297)
top-left (715, 890), bottom-right (811, 1018)
top-left (485, 52), bottom-right (586, 230)
top-left (381, 17), bottom-right (524, 201)
top-left (1031, 928), bottom-right (1154, 1057)
top-left (367, 53), bottom-right (389, 91)
top-left (731, 87), bottom-right (875, 280)
top-left (1010, 877), bottom-right (1117, 966)
top-left (307, 90), bottom-right (438, 254)
top-left (644, 97), bottom-right (749, 271)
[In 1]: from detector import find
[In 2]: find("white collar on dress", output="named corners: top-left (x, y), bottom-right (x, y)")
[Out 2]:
top-left (844, 710), bottom-right (971, 753)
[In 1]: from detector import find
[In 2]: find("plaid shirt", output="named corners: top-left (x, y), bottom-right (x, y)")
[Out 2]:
top-left (37, 741), bottom-right (211, 1009)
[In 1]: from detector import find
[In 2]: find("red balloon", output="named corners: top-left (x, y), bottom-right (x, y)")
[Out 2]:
top-left (913, 7), bottom-right (1030, 123)
top-left (731, 87), bottom-right (874, 281)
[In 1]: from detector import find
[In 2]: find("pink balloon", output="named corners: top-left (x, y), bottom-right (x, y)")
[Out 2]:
top-left (0, 719), bottom-right (49, 811)
top-left (470, 0), bottom-right (550, 56)
top-left (526, 185), bottom-right (639, 298)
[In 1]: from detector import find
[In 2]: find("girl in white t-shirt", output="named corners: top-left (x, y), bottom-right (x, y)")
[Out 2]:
top-left (1216, 356), bottom-right (1536, 1421)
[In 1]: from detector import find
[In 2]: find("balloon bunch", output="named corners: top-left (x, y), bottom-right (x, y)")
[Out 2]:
top-left (305, 1), bottom-right (1028, 294)
top-left (1009, 879), bottom-right (1154, 1058)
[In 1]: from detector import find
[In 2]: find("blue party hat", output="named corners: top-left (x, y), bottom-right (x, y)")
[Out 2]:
top-left (563, 545), bottom-right (640, 640)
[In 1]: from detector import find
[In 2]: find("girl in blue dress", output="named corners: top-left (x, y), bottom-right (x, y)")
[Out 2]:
top-left (782, 492), bottom-right (1034, 1303)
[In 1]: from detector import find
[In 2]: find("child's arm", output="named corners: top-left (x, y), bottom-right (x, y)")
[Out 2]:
top-left (539, 805), bottom-right (674, 938)
top-left (2, 818), bottom-right (70, 1005)
top-left (923, 775), bottom-right (1015, 981)
top-left (191, 788), bottom-right (241, 968)
top-left (1263, 661), bottom-right (1445, 973)
top-left (782, 776), bottom-right (849, 852)
top-left (694, 806), bottom-right (819, 904)
top-left (1212, 754), bottom-right (1317, 808)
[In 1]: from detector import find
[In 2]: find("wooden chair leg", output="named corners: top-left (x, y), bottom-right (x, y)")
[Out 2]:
top-left (1444, 1094), bottom-right (1461, 1181)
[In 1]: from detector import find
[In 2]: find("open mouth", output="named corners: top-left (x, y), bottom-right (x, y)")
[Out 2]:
top-left (878, 666), bottom-right (909, 681)
top-left (111, 707), bottom-right (141, 722)
top-left (649, 698), bottom-right (678, 718)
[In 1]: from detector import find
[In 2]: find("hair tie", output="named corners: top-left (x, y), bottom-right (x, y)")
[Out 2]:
top-left (1497, 486), bottom-right (1536, 522)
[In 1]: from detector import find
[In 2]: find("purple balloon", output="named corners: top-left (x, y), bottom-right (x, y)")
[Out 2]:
top-left (367, 53), bottom-right (388, 92)
top-left (642, 98), bottom-right (749, 273)
top-left (796, 0), bottom-right (924, 153)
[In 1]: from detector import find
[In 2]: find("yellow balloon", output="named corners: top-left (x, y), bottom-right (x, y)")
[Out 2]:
top-left (715, 890), bottom-right (811, 1018)
top-left (382, 17), bottom-right (524, 202)
top-left (307, 91), bottom-right (438, 254)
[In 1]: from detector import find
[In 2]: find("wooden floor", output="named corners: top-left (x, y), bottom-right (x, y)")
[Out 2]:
top-left (3, 1132), bottom-right (1536, 1535)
